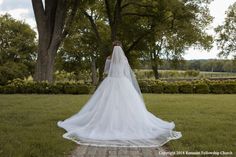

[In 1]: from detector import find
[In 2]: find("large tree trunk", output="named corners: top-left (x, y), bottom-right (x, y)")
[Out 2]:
top-left (105, 0), bottom-right (122, 41)
top-left (34, 30), bottom-right (60, 82)
top-left (32, 0), bottom-right (78, 82)
top-left (35, 49), bottom-right (57, 82)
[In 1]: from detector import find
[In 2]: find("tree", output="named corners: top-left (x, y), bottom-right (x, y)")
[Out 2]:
top-left (215, 2), bottom-right (236, 58)
top-left (55, 21), bottom-right (102, 84)
top-left (55, 5), bottom-right (110, 84)
top-left (78, 0), bottom-right (213, 81)
top-left (56, 0), bottom-right (213, 82)
top-left (79, 0), bottom-right (167, 81)
top-left (31, 0), bottom-right (80, 82)
top-left (0, 14), bottom-right (36, 85)
top-left (141, 0), bottom-right (213, 79)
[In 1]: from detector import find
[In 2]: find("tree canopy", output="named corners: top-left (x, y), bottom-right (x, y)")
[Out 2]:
top-left (215, 2), bottom-right (236, 58)
top-left (0, 14), bottom-right (36, 85)
top-left (57, 0), bottom-right (213, 80)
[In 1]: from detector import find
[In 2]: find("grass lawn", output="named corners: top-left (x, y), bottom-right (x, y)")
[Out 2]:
top-left (0, 94), bottom-right (236, 157)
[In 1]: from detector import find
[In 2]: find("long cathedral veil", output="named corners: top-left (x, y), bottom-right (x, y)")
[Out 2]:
top-left (108, 46), bottom-right (142, 97)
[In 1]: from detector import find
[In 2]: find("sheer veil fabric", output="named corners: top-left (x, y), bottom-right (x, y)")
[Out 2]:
top-left (57, 46), bottom-right (182, 147)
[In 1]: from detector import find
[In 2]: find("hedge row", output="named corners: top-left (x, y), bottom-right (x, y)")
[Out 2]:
top-left (138, 79), bottom-right (236, 94)
top-left (0, 79), bottom-right (94, 94)
top-left (0, 79), bottom-right (236, 94)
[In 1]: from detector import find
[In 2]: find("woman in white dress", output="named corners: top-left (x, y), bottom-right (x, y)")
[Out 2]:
top-left (57, 41), bottom-right (182, 147)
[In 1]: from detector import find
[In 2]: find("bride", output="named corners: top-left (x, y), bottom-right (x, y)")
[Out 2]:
top-left (57, 41), bottom-right (182, 147)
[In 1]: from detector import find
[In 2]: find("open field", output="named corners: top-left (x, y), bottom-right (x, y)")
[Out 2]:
top-left (0, 94), bottom-right (235, 157)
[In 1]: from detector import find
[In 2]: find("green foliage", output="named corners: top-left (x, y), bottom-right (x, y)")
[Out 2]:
top-left (138, 79), bottom-right (236, 94)
top-left (136, 69), bottom-right (206, 79)
top-left (225, 83), bottom-right (236, 94)
top-left (54, 70), bottom-right (77, 82)
top-left (0, 14), bottom-right (36, 84)
top-left (0, 62), bottom-right (29, 85)
top-left (151, 84), bottom-right (164, 93)
top-left (184, 70), bottom-right (200, 77)
top-left (163, 83), bottom-right (179, 93)
top-left (215, 2), bottom-right (236, 58)
top-left (63, 83), bottom-right (92, 94)
top-left (0, 79), bottom-right (94, 94)
top-left (178, 82), bottom-right (193, 94)
top-left (1, 78), bottom-right (236, 94)
top-left (160, 71), bottom-right (183, 78)
top-left (208, 83), bottom-right (226, 94)
top-left (193, 83), bottom-right (210, 94)
top-left (57, 0), bottom-right (213, 79)
top-left (140, 59), bottom-right (236, 73)
top-left (141, 0), bottom-right (213, 77)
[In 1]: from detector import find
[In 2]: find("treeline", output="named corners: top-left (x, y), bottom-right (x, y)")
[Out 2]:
top-left (141, 59), bottom-right (236, 73)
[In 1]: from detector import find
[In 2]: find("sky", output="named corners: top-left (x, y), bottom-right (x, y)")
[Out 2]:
top-left (0, 0), bottom-right (235, 60)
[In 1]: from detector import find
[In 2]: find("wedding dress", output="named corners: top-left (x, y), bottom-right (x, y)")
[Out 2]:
top-left (57, 46), bottom-right (182, 147)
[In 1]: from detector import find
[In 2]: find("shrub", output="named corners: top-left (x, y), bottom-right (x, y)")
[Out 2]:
top-left (63, 83), bottom-right (92, 94)
top-left (209, 83), bottom-right (226, 94)
top-left (140, 85), bottom-right (151, 93)
top-left (2, 85), bottom-right (17, 94)
top-left (136, 70), bottom-right (154, 79)
top-left (160, 70), bottom-right (182, 78)
top-left (150, 84), bottom-right (164, 93)
top-left (139, 80), bottom-right (153, 93)
top-left (178, 83), bottom-right (193, 93)
top-left (54, 70), bottom-right (77, 82)
top-left (0, 62), bottom-right (29, 85)
top-left (224, 83), bottom-right (236, 94)
top-left (137, 79), bottom-right (236, 94)
top-left (184, 70), bottom-right (200, 77)
top-left (1, 78), bottom-right (236, 94)
top-left (193, 83), bottom-right (210, 94)
top-left (163, 83), bottom-right (179, 93)
top-left (0, 86), bottom-right (3, 93)
top-left (0, 79), bottom-right (94, 94)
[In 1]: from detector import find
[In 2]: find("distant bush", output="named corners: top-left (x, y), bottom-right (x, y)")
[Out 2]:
top-left (0, 79), bottom-right (94, 94)
top-left (136, 70), bottom-right (202, 79)
top-left (178, 82), bottom-right (193, 93)
top-left (54, 70), bottom-right (77, 82)
top-left (163, 83), bottom-right (179, 93)
top-left (159, 70), bottom-right (183, 78)
top-left (184, 70), bottom-right (200, 77)
top-left (0, 62), bottom-right (29, 85)
top-left (138, 79), bottom-right (236, 94)
top-left (208, 83), bottom-right (225, 94)
top-left (224, 83), bottom-right (236, 94)
top-left (193, 83), bottom-right (210, 94)
top-left (151, 84), bottom-right (164, 93)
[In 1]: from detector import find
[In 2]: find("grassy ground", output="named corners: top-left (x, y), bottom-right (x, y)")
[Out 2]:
top-left (0, 94), bottom-right (235, 157)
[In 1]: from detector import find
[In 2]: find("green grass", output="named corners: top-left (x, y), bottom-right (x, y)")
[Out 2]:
top-left (0, 94), bottom-right (236, 157)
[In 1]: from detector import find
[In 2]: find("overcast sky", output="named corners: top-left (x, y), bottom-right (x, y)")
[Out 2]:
top-left (0, 0), bottom-right (235, 60)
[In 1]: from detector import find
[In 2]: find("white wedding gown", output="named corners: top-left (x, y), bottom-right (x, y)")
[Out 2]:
top-left (57, 46), bottom-right (182, 147)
